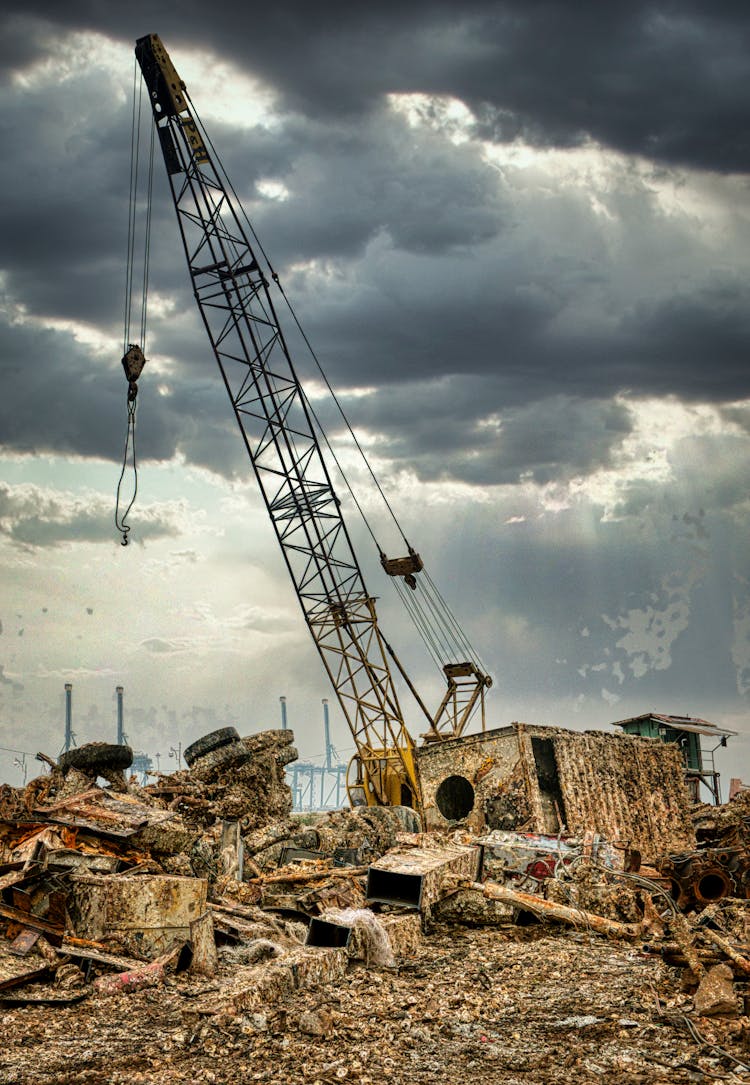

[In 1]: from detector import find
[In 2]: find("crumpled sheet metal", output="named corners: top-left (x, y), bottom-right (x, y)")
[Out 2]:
top-left (478, 829), bottom-right (580, 881)
top-left (478, 829), bottom-right (629, 886)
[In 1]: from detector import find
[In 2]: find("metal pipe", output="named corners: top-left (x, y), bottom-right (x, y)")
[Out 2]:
top-left (323, 698), bottom-right (331, 770)
top-left (64, 683), bottom-right (73, 752)
top-left (116, 686), bottom-right (125, 745)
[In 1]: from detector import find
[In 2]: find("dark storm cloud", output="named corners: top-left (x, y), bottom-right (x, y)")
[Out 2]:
top-left (620, 285), bottom-right (750, 399)
top-left (5, 2), bottom-right (750, 171)
top-left (0, 316), bottom-right (252, 479)
top-left (326, 385), bottom-right (634, 486)
top-left (295, 243), bottom-right (750, 408)
top-left (240, 108), bottom-right (509, 261)
top-left (722, 404), bottom-right (750, 434)
top-left (0, 2), bottom-right (748, 490)
top-left (0, 14), bottom-right (50, 77)
top-left (0, 61), bottom-right (135, 328)
top-left (460, 396), bottom-right (634, 486)
top-left (0, 322), bottom-right (124, 460)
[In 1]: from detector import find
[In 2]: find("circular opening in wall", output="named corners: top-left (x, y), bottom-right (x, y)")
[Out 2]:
top-left (435, 774), bottom-right (475, 821)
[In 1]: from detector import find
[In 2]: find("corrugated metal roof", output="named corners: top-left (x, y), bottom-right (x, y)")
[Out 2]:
top-left (611, 712), bottom-right (737, 738)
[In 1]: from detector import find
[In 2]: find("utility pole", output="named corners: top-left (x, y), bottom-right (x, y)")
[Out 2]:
top-left (280, 695), bottom-right (288, 731)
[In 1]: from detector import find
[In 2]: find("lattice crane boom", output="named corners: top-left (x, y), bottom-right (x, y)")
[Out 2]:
top-left (134, 34), bottom-right (493, 810)
top-left (135, 33), bottom-right (421, 808)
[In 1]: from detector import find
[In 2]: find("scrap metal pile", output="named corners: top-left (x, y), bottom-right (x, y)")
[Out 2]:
top-left (2, 732), bottom-right (750, 1083)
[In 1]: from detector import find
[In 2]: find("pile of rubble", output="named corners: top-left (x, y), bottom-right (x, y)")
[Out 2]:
top-left (1, 731), bottom-right (750, 1083)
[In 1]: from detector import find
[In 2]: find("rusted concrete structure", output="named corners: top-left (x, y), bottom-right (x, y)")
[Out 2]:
top-left (416, 722), bottom-right (695, 859)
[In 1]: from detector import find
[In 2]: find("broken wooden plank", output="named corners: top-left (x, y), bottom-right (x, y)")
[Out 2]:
top-left (209, 900), bottom-right (265, 921)
top-left (44, 849), bottom-right (120, 874)
top-left (31, 788), bottom-right (103, 813)
top-left (0, 991), bottom-right (88, 1007)
top-left (0, 864), bottom-right (26, 885)
top-left (259, 865), bottom-right (368, 885)
top-left (38, 816), bottom-right (141, 840)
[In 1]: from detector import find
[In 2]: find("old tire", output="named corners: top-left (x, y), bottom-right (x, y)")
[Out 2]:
top-left (189, 741), bottom-right (252, 781)
top-left (59, 743), bottom-right (133, 775)
top-left (184, 727), bottom-right (240, 767)
top-left (240, 729), bottom-right (295, 755)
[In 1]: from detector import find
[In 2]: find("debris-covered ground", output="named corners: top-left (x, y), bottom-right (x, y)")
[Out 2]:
top-left (1, 926), bottom-right (748, 1084)
top-left (2, 732), bottom-right (750, 1084)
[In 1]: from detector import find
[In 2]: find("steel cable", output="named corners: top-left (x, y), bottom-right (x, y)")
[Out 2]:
top-left (114, 401), bottom-right (138, 545)
top-left (116, 73), bottom-right (150, 544)
top-left (123, 63), bottom-right (142, 353)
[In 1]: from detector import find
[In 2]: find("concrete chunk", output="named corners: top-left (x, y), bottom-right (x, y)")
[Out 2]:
top-left (694, 963), bottom-right (739, 1017)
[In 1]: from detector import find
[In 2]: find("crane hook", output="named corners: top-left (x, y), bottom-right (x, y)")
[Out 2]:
top-left (115, 345), bottom-right (147, 545)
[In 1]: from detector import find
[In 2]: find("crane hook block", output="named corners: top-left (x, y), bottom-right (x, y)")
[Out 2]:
top-left (380, 551), bottom-right (424, 585)
top-left (121, 344), bottom-right (146, 402)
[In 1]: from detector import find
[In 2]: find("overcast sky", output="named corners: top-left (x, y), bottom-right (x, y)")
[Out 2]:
top-left (1, 2), bottom-right (749, 796)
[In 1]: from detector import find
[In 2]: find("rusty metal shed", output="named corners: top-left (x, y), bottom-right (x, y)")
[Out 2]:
top-left (416, 722), bottom-right (695, 859)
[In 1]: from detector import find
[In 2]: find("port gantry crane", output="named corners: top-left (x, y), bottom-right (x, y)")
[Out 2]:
top-left (133, 34), bottom-right (491, 812)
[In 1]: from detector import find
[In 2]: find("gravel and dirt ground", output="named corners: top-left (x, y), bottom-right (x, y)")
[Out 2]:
top-left (2, 923), bottom-right (748, 1085)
